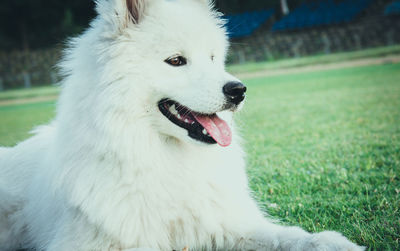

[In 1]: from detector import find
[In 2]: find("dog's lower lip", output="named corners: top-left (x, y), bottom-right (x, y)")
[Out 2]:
top-left (164, 103), bottom-right (196, 125)
top-left (158, 99), bottom-right (216, 144)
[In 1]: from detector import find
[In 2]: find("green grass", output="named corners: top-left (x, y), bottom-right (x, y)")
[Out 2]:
top-left (227, 45), bottom-right (400, 74)
top-left (0, 85), bottom-right (59, 101)
top-left (0, 63), bottom-right (399, 250)
top-left (239, 63), bottom-right (400, 250)
top-left (0, 101), bottom-right (55, 146)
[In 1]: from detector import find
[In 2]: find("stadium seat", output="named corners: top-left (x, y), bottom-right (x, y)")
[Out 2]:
top-left (385, 1), bottom-right (400, 15)
top-left (224, 9), bottom-right (275, 38)
top-left (272, 0), bottom-right (374, 32)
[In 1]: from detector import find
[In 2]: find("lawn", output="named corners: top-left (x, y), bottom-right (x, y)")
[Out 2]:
top-left (0, 101), bottom-right (55, 146)
top-left (227, 45), bottom-right (400, 74)
top-left (0, 62), bottom-right (399, 250)
top-left (240, 63), bottom-right (400, 250)
top-left (0, 85), bottom-right (59, 101)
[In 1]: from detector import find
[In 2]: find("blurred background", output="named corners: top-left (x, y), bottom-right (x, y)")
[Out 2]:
top-left (0, 0), bottom-right (399, 89)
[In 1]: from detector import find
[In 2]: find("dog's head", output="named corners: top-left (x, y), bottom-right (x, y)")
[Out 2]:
top-left (72, 0), bottom-right (246, 147)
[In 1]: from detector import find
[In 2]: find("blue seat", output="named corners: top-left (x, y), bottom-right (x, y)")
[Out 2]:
top-left (272, 0), bottom-right (374, 32)
top-left (224, 9), bottom-right (275, 38)
top-left (385, 1), bottom-right (400, 15)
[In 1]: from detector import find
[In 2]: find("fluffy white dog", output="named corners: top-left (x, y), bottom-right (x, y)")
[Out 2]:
top-left (0, 0), bottom-right (364, 250)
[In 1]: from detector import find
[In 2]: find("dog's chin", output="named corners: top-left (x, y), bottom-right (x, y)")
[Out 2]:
top-left (157, 99), bottom-right (233, 147)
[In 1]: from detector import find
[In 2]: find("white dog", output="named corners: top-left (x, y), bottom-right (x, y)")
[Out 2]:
top-left (0, 0), bottom-right (364, 250)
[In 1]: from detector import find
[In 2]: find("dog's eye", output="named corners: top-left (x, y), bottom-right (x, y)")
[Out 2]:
top-left (211, 55), bottom-right (215, 61)
top-left (165, 56), bottom-right (187, 67)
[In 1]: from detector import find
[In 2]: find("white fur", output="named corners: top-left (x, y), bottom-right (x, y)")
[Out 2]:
top-left (0, 0), bottom-right (364, 250)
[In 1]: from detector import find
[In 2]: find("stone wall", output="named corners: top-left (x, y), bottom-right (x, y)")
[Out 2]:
top-left (0, 48), bottom-right (61, 90)
top-left (227, 15), bottom-right (400, 64)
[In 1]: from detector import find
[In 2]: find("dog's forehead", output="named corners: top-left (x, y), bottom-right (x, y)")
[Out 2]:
top-left (140, 0), bottom-right (227, 54)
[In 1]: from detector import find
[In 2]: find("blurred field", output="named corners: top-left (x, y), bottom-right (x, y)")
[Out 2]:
top-left (228, 45), bottom-right (400, 74)
top-left (0, 101), bottom-right (55, 146)
top-left (0, 86), bottom-right (59, 101)
top-left (0, 57), bottom-right (399, 250)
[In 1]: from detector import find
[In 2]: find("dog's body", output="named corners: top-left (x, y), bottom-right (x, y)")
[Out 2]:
top-left (0, 0), bottom-right (363, 250)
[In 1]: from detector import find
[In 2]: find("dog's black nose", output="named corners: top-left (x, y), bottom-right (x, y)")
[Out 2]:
top-left (223, 81), bottom-right (247, 105)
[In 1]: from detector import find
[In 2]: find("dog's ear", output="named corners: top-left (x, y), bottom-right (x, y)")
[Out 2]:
top-left (96, 0), bottom-right (148, 30)
top-left (126, 0), bottom-right (146, 24)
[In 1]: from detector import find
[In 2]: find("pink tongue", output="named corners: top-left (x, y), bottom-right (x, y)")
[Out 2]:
top-left (193, 114), bottom-right (232, 147)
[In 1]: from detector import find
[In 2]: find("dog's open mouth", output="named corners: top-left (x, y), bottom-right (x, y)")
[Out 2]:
top-left (158, 99), bottom-right (232, 147)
